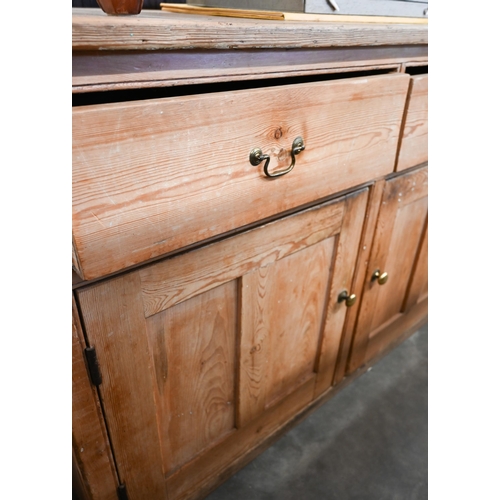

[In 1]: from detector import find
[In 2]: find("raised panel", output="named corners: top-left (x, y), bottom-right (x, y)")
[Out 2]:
top-left (238, 238), bottom-right (335, 426)
top-left (146, 281), bottom-right (237, 475)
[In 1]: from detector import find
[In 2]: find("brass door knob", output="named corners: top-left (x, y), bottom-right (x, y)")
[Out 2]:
top-left (372, 269), bottom-right (389, 285)
top-left (338, 290), bottom-right (356, 307)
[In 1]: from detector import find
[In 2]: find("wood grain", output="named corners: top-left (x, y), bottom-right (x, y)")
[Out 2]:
top-left (314, 187), bottom-right (369, 397)
top-left (396, 74), bottom-right (428, 171)
top-left (72, 8), bottom-right (428, 51)
top-left (76, 274), bottom-right (169, 500)
top-left (167, 377), bottom-right (316, 500)
top-left (72, 296), bottom-right (119, 500)
top-left (139, 198), bottom-right (344, 317)
top-left (73, 73), bottom-right (409, 280)
top-left (238, 238), bottom-right (334, 426)
top-left (146, 281), bottom-right (237, 475)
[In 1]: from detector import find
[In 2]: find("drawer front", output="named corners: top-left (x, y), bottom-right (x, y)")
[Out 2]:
top-left (396, 74), bottom-right (428, 171)
top-left (73, 73), bottom-right (410, 280)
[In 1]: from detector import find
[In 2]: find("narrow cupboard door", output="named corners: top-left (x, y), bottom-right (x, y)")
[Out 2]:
top-left (76, 189), bottom-right (368, 500)
top-left (348, 165), bottom-right (428, 371)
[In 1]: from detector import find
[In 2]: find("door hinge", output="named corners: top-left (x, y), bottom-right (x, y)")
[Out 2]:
top-left (117, 483), bottom-right (129, 500)
top-left (84, 346), bottom-right (102, 386)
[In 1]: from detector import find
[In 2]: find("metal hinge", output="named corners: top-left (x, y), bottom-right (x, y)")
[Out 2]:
top-left (84, 346), bottom-right (102, 386)
top-left (117, 484), bottom-right (129, 500)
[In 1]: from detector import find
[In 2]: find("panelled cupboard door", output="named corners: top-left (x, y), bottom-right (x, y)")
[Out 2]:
top-left (348, 165), bottom-right (428, 371)
top-left (76, 188), bottom-right (368, 500)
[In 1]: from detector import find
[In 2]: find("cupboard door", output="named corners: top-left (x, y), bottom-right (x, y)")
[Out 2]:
top-left (76, 189), bottom-right (368, 500)
top-left (348, 166), bottom-right (428, 371)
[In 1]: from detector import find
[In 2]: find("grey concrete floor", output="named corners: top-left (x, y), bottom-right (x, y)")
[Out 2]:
top-left (206, 324), bottom-right (428, 500)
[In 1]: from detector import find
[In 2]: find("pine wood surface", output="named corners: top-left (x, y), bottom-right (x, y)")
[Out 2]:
top-left (73, 73), bottom-right (409, 280)
top-left (396, 74), bottom-right (428, 171)
top-left (72, 8), bottom-right (428, 51)
top-left (72, 297), bottom-right (119, 500)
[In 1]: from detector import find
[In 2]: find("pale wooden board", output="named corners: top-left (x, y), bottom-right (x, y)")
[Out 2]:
top-left (160, 3), bottom-right (428, 24)
top-left (73, 73), bottom-right (409, 280)
top-left (72, 8), bottom-right (428, 51)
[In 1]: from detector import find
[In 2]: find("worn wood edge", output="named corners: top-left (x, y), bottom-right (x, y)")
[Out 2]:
top-left (72, 62), bottom-right (406, 94)
top-left (183, 310), bottom-right (427, 500)
top-left (72, 9), bottom-right (428, 51)
top-left (71, 179), bottom-right (379, 291)
top-left (72, 296), bottom-right (120, 500)
top-left (394, 76), bottom-right (414, 172)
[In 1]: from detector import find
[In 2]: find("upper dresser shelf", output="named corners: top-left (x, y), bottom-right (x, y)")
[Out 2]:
top-left (72, 8), bottom-right (428, 51)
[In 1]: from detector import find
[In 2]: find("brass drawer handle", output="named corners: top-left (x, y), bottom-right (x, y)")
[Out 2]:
top-left (250, 137), bottom-right (305, 178)
top-left (372, 269), bottom-right (389, 285)
top-left (338, 290), bottom-right (356, 307)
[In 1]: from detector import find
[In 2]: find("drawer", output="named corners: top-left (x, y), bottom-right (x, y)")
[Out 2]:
top-left (396, 74), bottom-right (428, 171)
top-left (73, 73), bottom-right (410, 280)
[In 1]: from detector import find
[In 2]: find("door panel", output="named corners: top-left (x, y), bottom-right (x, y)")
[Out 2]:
top-left (76, 189), bottom-right (369, 500)
top-left (347, 166), bottom-right (428, 371)
top-left (146, 281), bottom-right (237, 475)
top-left (238, 238), bottom-right (335, 427)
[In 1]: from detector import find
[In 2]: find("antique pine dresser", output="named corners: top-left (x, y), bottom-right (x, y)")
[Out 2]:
top-left (72, 8), bottom-right (428, 500)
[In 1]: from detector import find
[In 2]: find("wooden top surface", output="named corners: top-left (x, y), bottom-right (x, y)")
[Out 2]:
top-left (72, 8), bottom-right (428, 51)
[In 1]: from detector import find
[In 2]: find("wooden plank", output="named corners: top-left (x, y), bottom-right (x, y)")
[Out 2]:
top-left (73, 73), bottom-right (409, 280)
top-left (72, 9), bottom-right (428, 51)
top-left (238, 238), bottom-right (334, 426)
top-left (76, 274), bottom-right (169, 500)
top-left (72, 297), bottom-right (119, 500)
top-left (160, 3), bottom-right (428, 24)
top-left (145, 282), bottom-right (237, 476)
top-left (72, 46), bottom-right (428, 93)
top-left (333, 180), bottom-right (385, 383)
top-left (314, 187), bottom-right (369, 397)
top-left (167, 377), bottom-right (316, 500)
top-left (396, 74), bottom-right (428, 171)
top-left (139, 198), bottom-right (344, 317)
